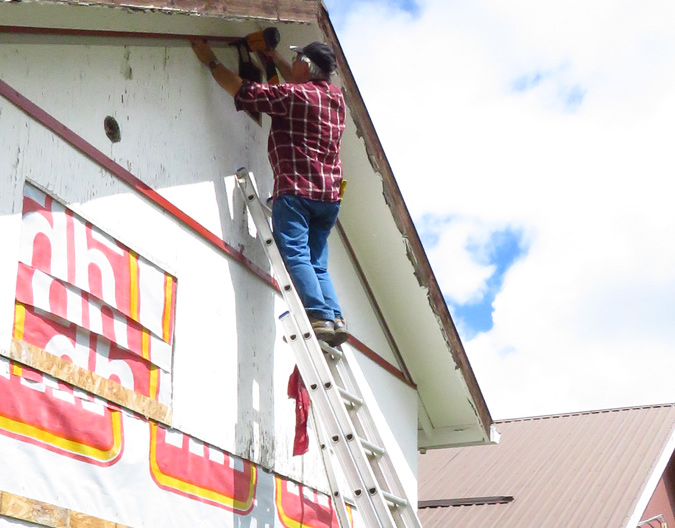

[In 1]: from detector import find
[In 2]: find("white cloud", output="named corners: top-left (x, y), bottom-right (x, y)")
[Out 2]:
top-left (331, 0), bottom-right (675, 418)
top-left (424, 218), bottom-right (496, 305)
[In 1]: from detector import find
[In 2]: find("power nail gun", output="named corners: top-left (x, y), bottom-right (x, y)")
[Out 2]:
top-left (246, 27), bottom-right (281, 84)
top-left (231, 27), bottom-right (281, 84)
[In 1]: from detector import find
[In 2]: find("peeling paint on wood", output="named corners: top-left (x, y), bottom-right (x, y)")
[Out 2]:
top-left (0, 489), bottom-right (132, 528)
top-left (7, 338), bottom-right (172, 425)
top-left (22, 0), bottom-right (320, 22)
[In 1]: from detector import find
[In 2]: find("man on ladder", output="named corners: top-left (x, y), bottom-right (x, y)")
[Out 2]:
top-left (192, 38), bottom-right (348, 347)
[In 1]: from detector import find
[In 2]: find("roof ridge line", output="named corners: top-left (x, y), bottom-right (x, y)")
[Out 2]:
top-left (497, 402), bottom-right (675, 423)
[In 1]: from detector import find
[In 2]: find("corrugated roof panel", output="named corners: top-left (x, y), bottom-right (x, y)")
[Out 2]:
top-left (418, 405), bottom-right (675, 528)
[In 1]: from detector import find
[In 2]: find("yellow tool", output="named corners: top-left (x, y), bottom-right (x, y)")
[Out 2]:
top-left (233, 27), bottom-right (281, 85)
top-left (244, 27), bottom-right (280, 53)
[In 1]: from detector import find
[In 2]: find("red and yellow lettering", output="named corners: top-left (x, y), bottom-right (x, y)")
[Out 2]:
top-left (20, 184), bottom-right (176, 347)
top-left (0, 360), bottom-right (123, 466)
top-left (275, 476), bottom-right (351, 528)
top-left (149, 423), bottom-right (257, 513)
top-left (14, 184), bottom-right (174, 406)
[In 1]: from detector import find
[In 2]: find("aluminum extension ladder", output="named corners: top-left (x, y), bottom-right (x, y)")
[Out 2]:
top-left (234, 168), bottom-right (423, 528)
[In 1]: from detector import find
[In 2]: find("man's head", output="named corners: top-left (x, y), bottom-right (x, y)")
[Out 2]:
top-left (290, 42), bottom-right (337, 82)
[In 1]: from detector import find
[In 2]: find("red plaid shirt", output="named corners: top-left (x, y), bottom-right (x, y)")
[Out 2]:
top-left (235, 80), bottom-right (346, 202)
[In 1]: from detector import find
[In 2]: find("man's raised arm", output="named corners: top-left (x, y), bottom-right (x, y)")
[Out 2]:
top-left (191, 40), bottom-right (243, 97)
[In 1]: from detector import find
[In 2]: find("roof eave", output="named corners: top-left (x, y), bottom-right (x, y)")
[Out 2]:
top-left (316, 4), bottom-right (494, 446)
top-left (10, 0), bottom-right (320, 23)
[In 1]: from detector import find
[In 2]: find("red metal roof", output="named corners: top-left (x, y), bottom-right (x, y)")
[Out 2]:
top-left (418, 404), bottom-right (675, 528)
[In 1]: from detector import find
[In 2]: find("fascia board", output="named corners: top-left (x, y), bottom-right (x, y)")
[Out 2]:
top-left (623, 425), bottom-right (675, 528)
top-left (15, 0), bottom-right (319, 23)
top-left (317, 5), bottom-right (494, 447)
top-left (418, 423), bottom-right (501, 450)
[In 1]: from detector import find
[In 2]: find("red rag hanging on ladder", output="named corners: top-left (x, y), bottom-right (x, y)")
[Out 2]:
top-left (287, 365), bottom-right (310, 456)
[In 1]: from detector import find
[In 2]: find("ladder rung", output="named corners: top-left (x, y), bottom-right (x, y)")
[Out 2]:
top-left (319, 340), bottom-right (344, 359)
top-left (235, 168), bottom-right (423, 528)
top-left (382, 490), bottom-right (408, 509)
top-left (262, 198), bottom-right (272, 216)
top-left (359, 436), bottom-right (386, 458)
top-left (338, 386), bottom-right (363, 408)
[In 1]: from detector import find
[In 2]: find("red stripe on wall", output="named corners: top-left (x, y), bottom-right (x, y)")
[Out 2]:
top-left (0, 78), bottom-right (276, 290)
top-left (0, 77), bottom-right (411, 386)
top-left (347, 335), bottom-right (416, 389)
top-left (336, 222), bottom-right (415, 386)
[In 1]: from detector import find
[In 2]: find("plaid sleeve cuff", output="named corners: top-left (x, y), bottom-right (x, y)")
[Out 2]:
top-left (234, 81), bottom-right (254, 112)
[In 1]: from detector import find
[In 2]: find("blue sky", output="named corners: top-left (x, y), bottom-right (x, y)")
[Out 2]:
top-left (326, 0), bottom-right (675, 418)
top-left (324, 0), bottom-right (420, 24)
top-left (450, 228), bottom-right (525, 338)
top-left (512, 69), bottom-right (587, 112)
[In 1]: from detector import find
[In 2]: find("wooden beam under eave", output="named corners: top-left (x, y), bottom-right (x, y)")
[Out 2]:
top-left (34, 0), bottom-right (320, 23)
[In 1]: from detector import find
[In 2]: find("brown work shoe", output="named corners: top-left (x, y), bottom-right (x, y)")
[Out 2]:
top-left (331, 318), bottom-right (348, 347)
top-left (308, 316), bottom-right (335, 343)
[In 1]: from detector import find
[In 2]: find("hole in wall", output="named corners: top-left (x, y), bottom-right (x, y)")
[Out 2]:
top-left (104, 116), bottom-right (121, 143)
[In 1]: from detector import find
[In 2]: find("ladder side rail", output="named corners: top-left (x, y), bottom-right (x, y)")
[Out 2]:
top-left (235, 170), bottom-right (337, 387)
top-left (235, 170), bottom-right (359, 441)
top-left (235, 169), bottom-right (403, 528)
top-left (285, 332), bottom-right (360, 528)
top-left (280, 314), bottom-right (385, 528)
top-left (326, 354), bottom-right (410, 523)
top-left (280, 313), bottom-right (399, 528)
top-left (291, 338), bottom-right (399, 527)
top-left (327, 349), bottom-right (423, 528)
top-left (310, 407), bottom-right (353, 528)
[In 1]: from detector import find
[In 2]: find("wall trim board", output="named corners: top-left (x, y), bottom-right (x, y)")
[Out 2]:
top-left (7, 338), bottom-right (172, 425)
top-left (336, 222), bottom-right (414, 387)
top-left (0, 489), bottom-right (133, 528)
top-left (0, 25), bottom-right (241, 42)
top-left (346, 334), bottom-right (416, 389)
top-left (0, 0), bottom-right (319, 22)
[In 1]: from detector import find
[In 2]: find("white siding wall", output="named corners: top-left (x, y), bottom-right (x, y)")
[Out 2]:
top-left (0, 27), bottom-right (417, 498)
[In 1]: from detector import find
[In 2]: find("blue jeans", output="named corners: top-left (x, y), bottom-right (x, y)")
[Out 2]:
top-left (272, 194), bottom-right (343, 321)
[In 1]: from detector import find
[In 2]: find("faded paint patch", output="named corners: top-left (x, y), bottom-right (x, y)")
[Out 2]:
top-left (121, 48), bottom-right (132, 80)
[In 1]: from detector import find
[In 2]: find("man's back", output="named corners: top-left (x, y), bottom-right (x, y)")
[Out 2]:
top-left (236, 80), bottom-right (346, 202)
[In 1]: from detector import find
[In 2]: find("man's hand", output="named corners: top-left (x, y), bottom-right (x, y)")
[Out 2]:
top-left (264, 49), bottom-right (295, 83)
top-left (191, 38), bottom-right (243, 97)
top-left (191, 39), bottom-right (217, 65)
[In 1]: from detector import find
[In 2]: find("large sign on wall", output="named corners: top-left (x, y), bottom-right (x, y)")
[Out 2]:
top-left (0, 183), bottom-right (358, 528)
top-left (0, 355), bottom-right (354, 527)
top-left (15, 183), bottom-right (175, 404)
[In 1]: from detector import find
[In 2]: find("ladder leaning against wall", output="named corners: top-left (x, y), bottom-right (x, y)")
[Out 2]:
top-left (233, 167), bottom-right (423, 528)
